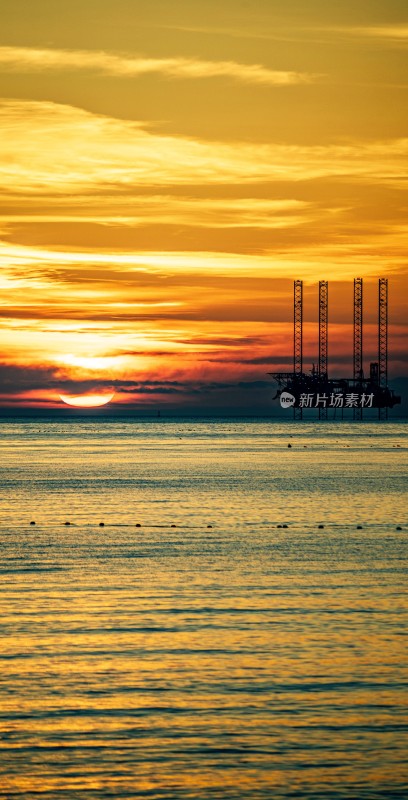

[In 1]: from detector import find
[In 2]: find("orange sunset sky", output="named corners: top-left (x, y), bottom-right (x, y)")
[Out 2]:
top-left (0, 0), bottom-right (407, 410)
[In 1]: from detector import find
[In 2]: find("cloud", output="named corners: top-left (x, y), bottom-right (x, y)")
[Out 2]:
top-left (0, 363), bottom-right (59, 392)
top-left (1, 100), bottom-right (407, 199)
top-left (158, 22), bottom-right (408, 47)
top-left (0, 362), bottom-right (268, 401)
top-left (2, 242), bottom-right (404, 306)
top-left (0, 362), bottom-right (182, 395)
top-left (0, 197), bottom-right (315, 230)
top-left (335, 25), bottom-right (408, 42)
top-left (0, 46), bottom-right (314, 86)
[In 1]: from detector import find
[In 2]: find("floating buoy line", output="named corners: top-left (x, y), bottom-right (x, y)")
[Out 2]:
top-left (23, 521), bottom-right (404, 530)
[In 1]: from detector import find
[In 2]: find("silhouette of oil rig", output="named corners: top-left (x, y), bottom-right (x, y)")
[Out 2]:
top-left (270, 278), bottom-right (401, 420)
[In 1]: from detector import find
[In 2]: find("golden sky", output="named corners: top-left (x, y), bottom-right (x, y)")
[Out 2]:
top-left (0, 0), bottom-right (407, 408)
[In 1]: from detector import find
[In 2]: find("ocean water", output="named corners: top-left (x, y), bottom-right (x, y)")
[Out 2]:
top-left (0, 418), bottom-right (407, 799)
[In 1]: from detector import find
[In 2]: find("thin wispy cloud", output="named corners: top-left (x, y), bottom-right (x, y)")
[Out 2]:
top-left (1, 100), bottom-right (407, 196)
top-left (338, 24), bottom-right (408, 41)
top-left (1, 241), bottom-right (403, 285)
top-left (0, 46), bottom-right (314, 86)
top-left (0, 198), bottom-right (316, 230)
top-left (154, 23), bottom-right (304, 44)
top-left (157, 22), bottom-right (408, 46)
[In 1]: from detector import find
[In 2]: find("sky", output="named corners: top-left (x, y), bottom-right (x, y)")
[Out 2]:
top-left (0, 0), bottom-right (407, 410)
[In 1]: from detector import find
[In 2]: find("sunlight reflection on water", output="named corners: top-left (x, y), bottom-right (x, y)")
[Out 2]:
top-left (0, 420), bottom-right (407, 799)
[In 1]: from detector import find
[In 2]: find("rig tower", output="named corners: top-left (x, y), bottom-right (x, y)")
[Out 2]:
top-left (378, 278), bottom-right (388, 421)
top-left (318, 280), bottom-right (328, 420)
top-left (269, 277), bottom-right (399, 420)
top-left (294, 279), bottom-right (303, 420)
top-left (353, 277), bottom-right (363, 421)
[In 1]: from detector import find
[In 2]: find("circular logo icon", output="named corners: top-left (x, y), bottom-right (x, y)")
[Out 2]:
top-left (280, 391), bottom-right (295, 408)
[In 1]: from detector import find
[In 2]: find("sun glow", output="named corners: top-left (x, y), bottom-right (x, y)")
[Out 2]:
top-left (59, 392), bottom-right (115, 408)
top-left (57, 354), bottom-right (117, 370)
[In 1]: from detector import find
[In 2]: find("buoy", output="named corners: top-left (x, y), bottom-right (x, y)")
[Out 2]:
top-left (277, 524), bottom-right (282, 528)
top-left (357, 525), bottom-right (362, 529)
top-left (99, 522), bottom-right (105, 527)
top-left (396, 526), bottom-right (402, 531)
top-left (29, 521), bottom-right (36, 526)
top-left (282, 524), bottom-right (288, 529)
top-left (135, 523), bottom-right (141, 528)
top-left (318, 524), bottom-right (324, 529)
top-left (64, 521), bottom-right (71, 526)
top-left (207, 525), bottom-right (213, 528)
top-left (288, 444), bottom-right (292, 448)
top-left (171, 524), bottom-right (177, 528)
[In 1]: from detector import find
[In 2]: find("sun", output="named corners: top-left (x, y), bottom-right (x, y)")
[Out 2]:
top-left (59, 393), bottom-right (115, 408)
top-left (56, 352), bottom-right (117, 407)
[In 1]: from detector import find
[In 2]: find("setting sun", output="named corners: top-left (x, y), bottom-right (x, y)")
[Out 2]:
top-left (59, 392), bottom-right (115, 408)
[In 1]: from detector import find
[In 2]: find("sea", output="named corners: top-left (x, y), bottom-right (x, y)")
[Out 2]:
top-left (0, 418), bottom-right (407, 800)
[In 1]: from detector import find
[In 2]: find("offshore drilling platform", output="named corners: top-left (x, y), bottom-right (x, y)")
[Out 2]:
top-left (270, 278), bottom-right (401, 420)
